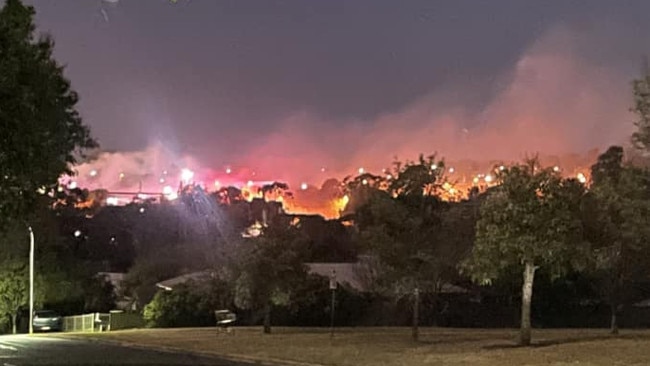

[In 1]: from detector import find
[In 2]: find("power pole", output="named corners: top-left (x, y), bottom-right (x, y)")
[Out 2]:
top-left (412, 287), bottom-right (419, 342)
top-left (329, 270), bottom-right (337, 339)
top-left (28, 225), bottom-right (34, 335)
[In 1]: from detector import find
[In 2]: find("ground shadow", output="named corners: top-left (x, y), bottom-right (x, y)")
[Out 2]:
top-left (483, 332), bottom-right (650, 350)
top-left (416, 334), bottom-right (514, 346)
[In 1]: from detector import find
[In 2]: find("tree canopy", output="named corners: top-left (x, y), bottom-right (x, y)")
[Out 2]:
top-left (584, 146), bottom-right (650, 333)
top-left (632, 72), bottom-right (650, 153)
top-left (352, 155), bottom-right (461, 340)
top-left (464, 160), bottom-right (585, 345)
top-left (234, 216), bottom-right (309, 333)
top-left (0, 0), bottom-right (97, 227)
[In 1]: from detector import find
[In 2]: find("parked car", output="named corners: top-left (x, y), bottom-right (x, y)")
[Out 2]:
top-left (33, 310), bottom-right (62, 332)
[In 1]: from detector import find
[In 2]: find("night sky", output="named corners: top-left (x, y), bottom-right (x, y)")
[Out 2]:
top-left (26, 0), bottom-right (650, 183)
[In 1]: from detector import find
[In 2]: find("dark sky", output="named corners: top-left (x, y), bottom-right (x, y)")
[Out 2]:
top-left (25, 0), bottom-right (650, 182)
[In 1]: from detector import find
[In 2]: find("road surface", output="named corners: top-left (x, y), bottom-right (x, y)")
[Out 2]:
top-left (0, 334), bottom-right (249, 365)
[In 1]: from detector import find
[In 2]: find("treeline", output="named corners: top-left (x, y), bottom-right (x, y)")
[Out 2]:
top-left (137, 145), bottom-right (650, 347)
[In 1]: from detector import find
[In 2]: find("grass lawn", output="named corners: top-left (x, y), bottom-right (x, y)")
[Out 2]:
top-left (59, 327), bottom-right (650, 366)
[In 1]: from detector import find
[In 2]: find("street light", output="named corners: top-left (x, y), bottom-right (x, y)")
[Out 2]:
top-left (27, 225), bottom-right (34, 335)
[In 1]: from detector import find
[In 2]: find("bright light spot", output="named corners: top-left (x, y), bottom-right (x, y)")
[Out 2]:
top-left (139, 207), bottom-right (145, 213)
top-left (214, 180), bottom-right (220, 187)
top-left (225, 168), bottom-right (232, 174)
top-left (362, 179), bottom-right (368, 185)
top-left (577, 173), bottom-right (587, 184)
top-left (162, 186), bottom-right (174, 195)
top-left (431, 164), bottom-right (437, 170)
top-left (159, 178), bottom-right (165, 184)
top-left (137, 193), bottom-right (148, 200)
top-left (163, 170), bottom-right (168, 175)
top-left (73, 230), bottom-right (81, 238)
top-left (89, 170), bottom-right (98, 177)
top-left (386, 174), bottom-right (393, 180)
top-left (106, 197), bottom-right (119, 206)
top-left (499, 165), bottom-right (505, 171)
top-left (300, 183), bottom-right (308, 190)
top-left (57, 186), bottom-right (64, 192)
top-left (243, 222), bottom-right (263, 238)
top-left (553, 166), bottom-right (560, 172)
top-left (247, 180), bottom-right (254, 187)
top-left (181, 168), bottom-right (194, 182)
top-left (473, 177), bottom-right (479, 184)
top-left (449, 188), bottom-right (456, 194)
top-left (163, 185), bottom-right (178, 201)
top-left (448, 167), bottom-right (455, 173)
top-left (485, 175), bottom-right (493, 183)
top-left (36, 186), bottom-right (47, 195)
top-left (68, 181), bottom-right (78, 189)
top-left (358, 167), bottom-right (365, 174)
top-left (119, 172), bottom-right (125, 180)
top-left (321, 167), bottom-right (326, 172)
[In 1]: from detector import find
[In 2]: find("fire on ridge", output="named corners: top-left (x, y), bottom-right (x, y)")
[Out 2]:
top-left (59, 150), bottom-right (600, 219)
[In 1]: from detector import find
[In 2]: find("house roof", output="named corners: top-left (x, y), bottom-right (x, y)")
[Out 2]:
top-left (97, 272), bottom-right (125, 291)
top-left (305, 260), bottom-right (468, 294)
top-left (155, 271), bottom-right (214, 291)
top-left (306, 262), bottom-right (366, 291)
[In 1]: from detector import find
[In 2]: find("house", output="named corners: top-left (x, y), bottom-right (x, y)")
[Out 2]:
top-left (305, 258), bottom-right (468, 294)
top-left (155, 270), bottom-right (215, 291)
top-left (96, 272), bottom-right (134, 310)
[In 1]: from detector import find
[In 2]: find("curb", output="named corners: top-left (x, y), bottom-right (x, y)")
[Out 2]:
top-left (55, 334), bottom-right (325, 366)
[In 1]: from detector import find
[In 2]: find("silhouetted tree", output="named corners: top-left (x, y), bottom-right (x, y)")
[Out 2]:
top-left (234, 217), bottom-right (308, 334)
top-left (0, 0), bottom-right (97, 228)
top-left (353, 154), bottom-right (452, 341)
top-left (584, 146), bottom-right (650, 334)
top-left (632, 71), bottom-right (650, 153)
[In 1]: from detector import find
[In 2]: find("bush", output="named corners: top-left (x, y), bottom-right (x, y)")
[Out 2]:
top-left (143, 279), bottom-right (233, 328)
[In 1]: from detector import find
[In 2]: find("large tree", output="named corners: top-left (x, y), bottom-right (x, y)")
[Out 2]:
top-left (353, 155), bottom-right (457, 341)
top-left (632, 71), bottom-right (650, 153)
top-left (0, 0), bottom-right (96, 227)
top-left (234, 216), bottom-right (309, 334)
top-left (0, 259), bottom-right (45, 334)
top-left (584, 146), bottom-right (650, 334)
top-left (463, 160), bottom-right (585, 346)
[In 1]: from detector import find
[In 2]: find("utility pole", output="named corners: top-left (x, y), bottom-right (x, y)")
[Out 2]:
top-left (329, 270), bottom-right (337, 339)
top-left (412, 287), bottom-right (419, 342)
top-left (28, 225), bottom-right (34, 335)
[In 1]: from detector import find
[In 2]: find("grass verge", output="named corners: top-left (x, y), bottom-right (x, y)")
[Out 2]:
top-left (55, 327), bottom-right (650, 366)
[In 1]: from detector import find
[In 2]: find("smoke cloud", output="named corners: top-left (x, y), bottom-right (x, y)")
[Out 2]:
top-left (73, 23), bottom-right (639, 196)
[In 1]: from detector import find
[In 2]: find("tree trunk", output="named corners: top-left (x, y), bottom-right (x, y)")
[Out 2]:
top-left (412, 288), bottom-right (420, 342)
top-left (519, 262), bottom-right (536, 346)
top-left (610, 303), bottom-right (619, 335)
top-left (11, 313), bottom-right (17, 335)
top-left (263, 303), bottom-right (271, 334)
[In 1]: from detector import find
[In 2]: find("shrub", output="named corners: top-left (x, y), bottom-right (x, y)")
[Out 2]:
top-left (143, 279), bottom-right (233, 328)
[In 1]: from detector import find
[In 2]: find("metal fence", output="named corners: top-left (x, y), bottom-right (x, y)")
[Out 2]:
top-left (62, 313), bottom-right (96, 333)
top-left (62, 312), bottom-right (144, 333)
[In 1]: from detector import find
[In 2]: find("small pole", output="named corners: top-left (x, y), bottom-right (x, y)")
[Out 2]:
top-left (329, 270), bottom-right (337, 340)
top-left (28, 225), bottom-right (34, 335)
top-left (412, 287), bottom-right (419, 342)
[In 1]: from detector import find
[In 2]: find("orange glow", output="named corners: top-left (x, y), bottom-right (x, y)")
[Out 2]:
top-left (69, 151), bottom-right (600, 219)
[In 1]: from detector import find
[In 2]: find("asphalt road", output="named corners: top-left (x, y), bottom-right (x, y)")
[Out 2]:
top-left (0, 334), bottom-right (249, 365)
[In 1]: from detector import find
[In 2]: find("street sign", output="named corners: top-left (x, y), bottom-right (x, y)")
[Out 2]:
top-left (329, 269), bottom-right (337, 290)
